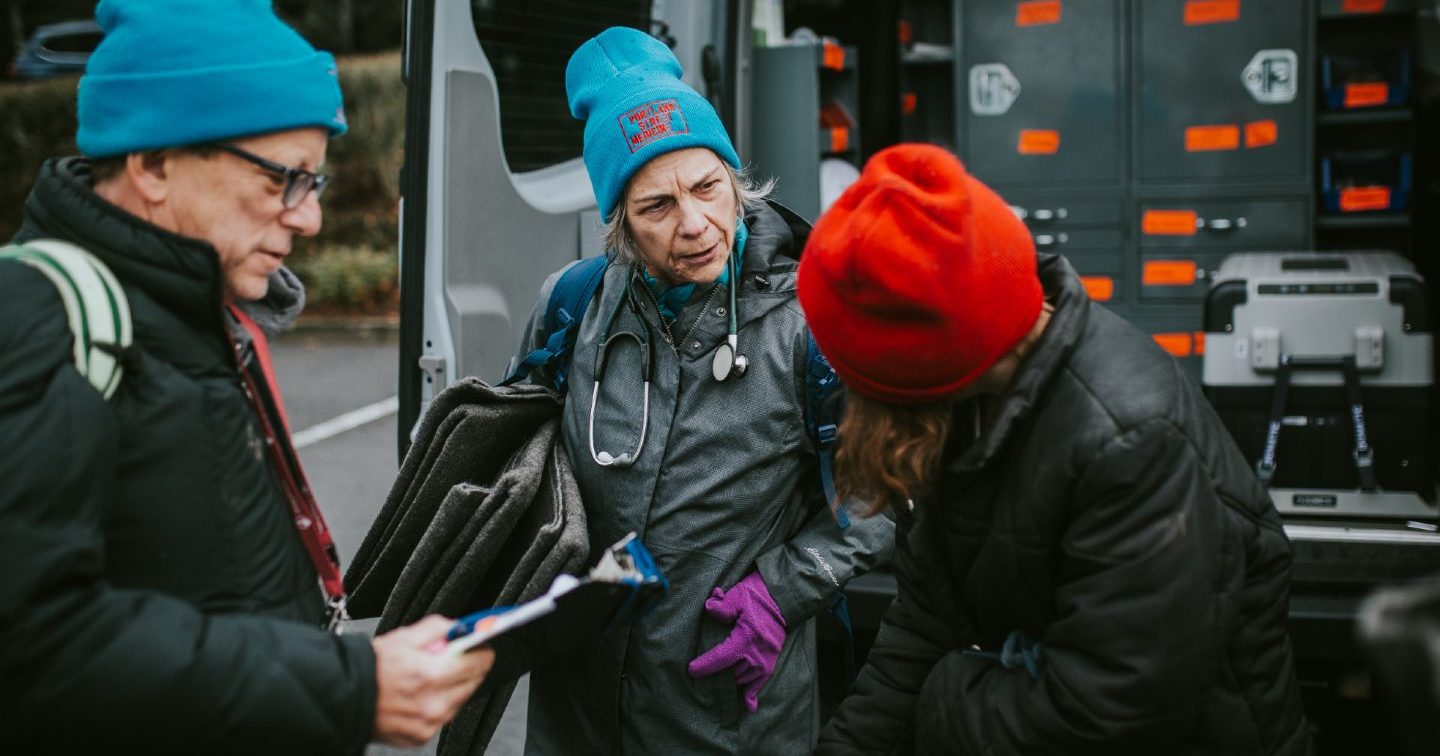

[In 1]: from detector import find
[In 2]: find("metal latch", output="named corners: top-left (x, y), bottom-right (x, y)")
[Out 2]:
top-left (1354, 326), bottom-right (1384, 371)
top-left (417, 353), bottom-right (447, 388)
top-left (1251, 327), bottom-right (1281, 371)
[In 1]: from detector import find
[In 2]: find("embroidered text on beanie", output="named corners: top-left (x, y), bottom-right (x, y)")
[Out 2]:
top-left (565, 26), bottom-right (740, 220)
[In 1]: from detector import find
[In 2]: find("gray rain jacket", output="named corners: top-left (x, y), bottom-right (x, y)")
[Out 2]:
top-left (516, 201), bottom-right (894, 754)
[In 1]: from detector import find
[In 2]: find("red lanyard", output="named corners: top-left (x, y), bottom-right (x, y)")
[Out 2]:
top-left (228, 306), bottom-right (347, 618)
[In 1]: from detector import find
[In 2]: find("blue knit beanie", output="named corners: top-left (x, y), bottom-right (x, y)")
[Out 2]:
top-left (566, 27), bottom-right (741, 220)
top-left (77, 0), bottom-right (347, 158)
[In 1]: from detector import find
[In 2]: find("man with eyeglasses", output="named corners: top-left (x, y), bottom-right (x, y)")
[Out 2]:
top-left (0, 1), bottom-right (490, 753)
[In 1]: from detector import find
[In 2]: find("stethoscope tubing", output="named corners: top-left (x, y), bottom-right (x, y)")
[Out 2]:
top-left (589, 378), bottom-right (649, 467)
top-left (589, 250), bottom-right (744, 468)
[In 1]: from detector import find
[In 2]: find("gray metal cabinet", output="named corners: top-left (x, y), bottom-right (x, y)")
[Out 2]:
top-left (1138, 250), bottom-right (1235, 302)
top-left (1135, 0), bottom-right (1310, 182)
top-left (1007, 191), bottom-right (1128, 307)
top-left (962, 0), bottom-right (1125, 187)
top-left (948, 0), bottom-right (1314, 380)
top-left (1136, 196), bottom-right (1308, 302)
top-left (1136, 197), bottom-right (1310, 247)
top-left (751, 42), bottom-right (862, 221)
top-left (899, 0), bottom-right (958, 150)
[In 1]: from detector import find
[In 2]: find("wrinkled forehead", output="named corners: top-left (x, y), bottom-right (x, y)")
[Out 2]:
top-left (624, 147), bottom-right (726, 201)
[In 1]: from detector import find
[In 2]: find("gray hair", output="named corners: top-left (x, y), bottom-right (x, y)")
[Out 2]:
top-left (602, 160), bottom-right (776, 264)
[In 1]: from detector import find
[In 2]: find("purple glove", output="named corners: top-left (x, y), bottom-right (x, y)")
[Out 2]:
top-left (686, 571), bottom-right (787, 713)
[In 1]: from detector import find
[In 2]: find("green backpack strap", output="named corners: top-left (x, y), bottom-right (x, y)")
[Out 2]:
top-left (1, 239), bottom-right (133, 400)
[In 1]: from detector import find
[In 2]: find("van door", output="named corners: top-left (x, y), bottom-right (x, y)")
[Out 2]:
top-left (396, 0), bottom-right (740, 456)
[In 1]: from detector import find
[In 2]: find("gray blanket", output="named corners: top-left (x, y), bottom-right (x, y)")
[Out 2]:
top-left (343, 378), bottom-right (589, 755)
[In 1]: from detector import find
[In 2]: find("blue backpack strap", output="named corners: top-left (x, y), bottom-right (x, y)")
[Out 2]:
top-left (805, 331), bottom-right (849, 529)
top-left (501, 255), bottom-right (609, 391)
top-left (805, 331), bottom-right (858, 684)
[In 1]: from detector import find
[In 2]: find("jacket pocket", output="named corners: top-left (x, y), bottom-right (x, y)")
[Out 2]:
top-left (696, 609), bottom-right (744, 729)
top-left (645, 536), bottom-right (744, 731)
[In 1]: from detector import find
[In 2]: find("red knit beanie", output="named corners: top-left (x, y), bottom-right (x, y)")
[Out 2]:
top-left (798, 144), bottom-right (1043, 405)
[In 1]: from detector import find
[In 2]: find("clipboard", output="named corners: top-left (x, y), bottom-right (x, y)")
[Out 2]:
top-left (444, 532), bottom-right (668, 657)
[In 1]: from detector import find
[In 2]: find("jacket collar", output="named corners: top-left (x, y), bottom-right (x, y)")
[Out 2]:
top-left (741, 199), bottom-right (808, 276)
top-left (947, 254), bottom-right (1090, 473)
top-left (723, 200), bottom-right (808, 335)
top-left (18, 158), bottom-right (245, 334)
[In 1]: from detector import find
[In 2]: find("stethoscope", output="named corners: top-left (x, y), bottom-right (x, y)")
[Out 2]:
top-left (589, 249), bottom-right (747, 468)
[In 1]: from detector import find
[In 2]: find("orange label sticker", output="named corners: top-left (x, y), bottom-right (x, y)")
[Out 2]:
top-left (1143, 260), bottom-right (1199, 287)
top-left (1339, 186), bottom-right (1392, 212)
top-left (1245, 120), bottom-right (1278, 148)
top-left (1153, 332), bottom-right (1194, 358)
top-left (1344, 82), bottom-right (1390, 108)
top-left (1193, 332), bottom-right (1206, 356)
top-left (898, 20), bottom-right (913, 45)
top-left (901, 92), bottom-right (918, 115)
top-left (822, 41), bottom-right (845, 70)
top-left (1142, 209), bottom-right (1199, 236)
top-left (1080, 276), bottom-right (1114, 302)
top-left (1018, 129), bottom-right (1061, 155)
top-left (1342, 0), bottom-right (1386, 13)
top-left (1184, 0), bottom-right (1241, 25)
top-left (1017, 0), bottom-right (1063, 26)
top-left (830, 127), bottom-right (849, 153)
top-left (1186, 124), bottom-right (1241, 152)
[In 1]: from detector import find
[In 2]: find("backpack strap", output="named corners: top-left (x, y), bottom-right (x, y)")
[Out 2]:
top-left (1, 239), bottom-right (132, 400)
top-left (805, 331), bottom-right (859, 686)
top-left (501, 255), bottom-right (610, 392)
top-left (805, 330), bottom-right (849, 529)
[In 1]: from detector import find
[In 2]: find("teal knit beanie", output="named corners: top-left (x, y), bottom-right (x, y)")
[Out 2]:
top-left (77, 0), bottom-right (347, 158)
top-left (566, 27), bottom-right (741, 220)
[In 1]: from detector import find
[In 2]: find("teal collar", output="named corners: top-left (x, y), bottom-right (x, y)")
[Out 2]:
top-left (642, 220), bottom-right (749, 323)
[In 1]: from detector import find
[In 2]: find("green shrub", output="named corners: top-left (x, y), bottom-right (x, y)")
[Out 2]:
top-left (0, 74), bottom-right (82, 238)
top-left (291, 245), bottom-right (398, 310)
top-left (0, 52), bottom-right (405, 263)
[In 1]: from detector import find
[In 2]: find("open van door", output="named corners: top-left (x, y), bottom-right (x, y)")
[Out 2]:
top-left (396, 0), bottom-right (744, 456)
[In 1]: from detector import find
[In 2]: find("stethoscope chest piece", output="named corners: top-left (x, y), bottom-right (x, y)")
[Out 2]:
top-left (712, 336), bottom-right (748, 381)
top-left (711, 343), bottom-right (734, 381)
top-left (711, 250), bottom-right (749, 382)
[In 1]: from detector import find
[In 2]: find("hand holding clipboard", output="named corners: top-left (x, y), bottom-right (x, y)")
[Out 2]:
top-left (444, 533), bottom-right (669, 660)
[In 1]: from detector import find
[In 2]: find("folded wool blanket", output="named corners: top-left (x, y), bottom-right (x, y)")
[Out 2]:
top-left (342, 377), bottom-right (589, 754)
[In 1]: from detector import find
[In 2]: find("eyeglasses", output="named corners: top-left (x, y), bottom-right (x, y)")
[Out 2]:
top-left (215, 143), bottom-right (331, 209)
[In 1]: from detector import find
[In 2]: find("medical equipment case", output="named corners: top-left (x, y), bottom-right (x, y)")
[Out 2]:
top-left (1203, 251), bottom-right (1434, 516)
top-left (1203, 251), bottom-right (1440, 588)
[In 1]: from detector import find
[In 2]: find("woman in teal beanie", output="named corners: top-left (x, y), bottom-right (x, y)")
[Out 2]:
top-left (508, 25), bottom-right (894, 755)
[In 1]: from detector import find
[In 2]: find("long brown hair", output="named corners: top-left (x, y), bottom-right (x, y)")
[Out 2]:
top-left (834, 391), bottom-right (955, 516)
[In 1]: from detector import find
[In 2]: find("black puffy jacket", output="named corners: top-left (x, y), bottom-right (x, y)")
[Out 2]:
top-left (818, 255), bottom-right (1312, 755)
top-left (0, 159), bottom-right (375, 754)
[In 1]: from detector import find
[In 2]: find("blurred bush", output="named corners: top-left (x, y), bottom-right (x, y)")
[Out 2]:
top-left (3, 0), bottom-right (400, 76)
top-left (0, 52), bottom-right (404, 311)
top-left (291, 245), bottom-right (399, 311)
top-left (0, 74), bottom-right (81, 228)
top-left (273, 0), bottom-right (405, 59)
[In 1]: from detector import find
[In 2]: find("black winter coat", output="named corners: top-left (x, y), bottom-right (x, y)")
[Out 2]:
top-left (818, 255), bottom-right (1312, 755)
top-left (0, 159), bottom-right (375, 754)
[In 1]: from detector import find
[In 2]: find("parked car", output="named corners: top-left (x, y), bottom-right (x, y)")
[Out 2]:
top-left (9, 20), bottom-right (102, 81)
